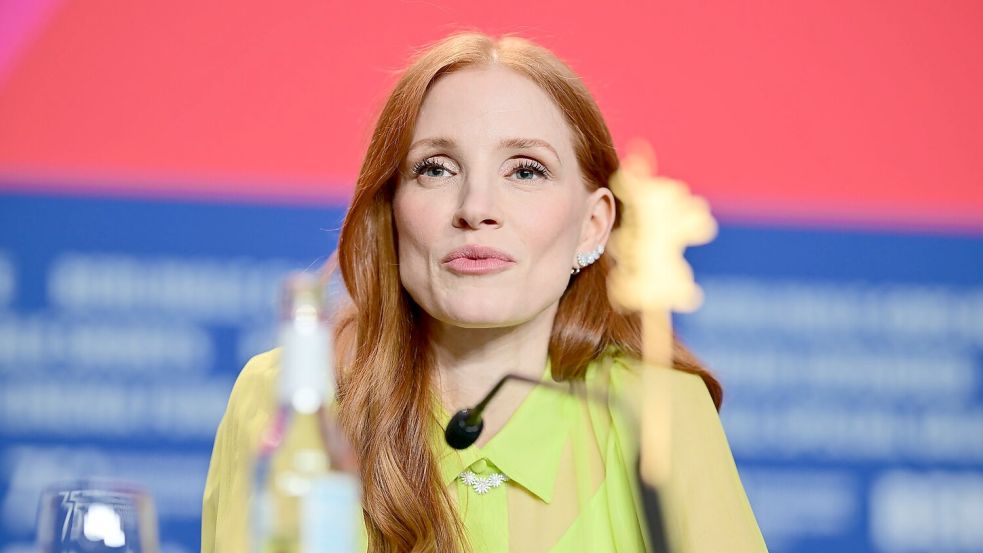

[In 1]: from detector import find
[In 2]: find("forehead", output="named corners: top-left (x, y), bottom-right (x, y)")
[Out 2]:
top-left (411, 64), bottom-right (575, 156)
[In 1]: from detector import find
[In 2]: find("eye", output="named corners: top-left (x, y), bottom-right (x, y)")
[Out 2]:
top-left (509, 159), bottom-right (550, 181)
top-left (411, 157), bottom-right (455, 179)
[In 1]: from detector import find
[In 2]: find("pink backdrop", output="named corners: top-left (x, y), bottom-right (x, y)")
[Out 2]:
top-left (1, 0), bottom-right (981, 232)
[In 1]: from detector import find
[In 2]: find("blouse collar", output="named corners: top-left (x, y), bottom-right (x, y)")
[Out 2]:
top-left (431, 357), bottom-right (575, 504)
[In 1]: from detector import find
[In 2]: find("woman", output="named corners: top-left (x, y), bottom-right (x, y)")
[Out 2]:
top-left (202, 31), bottom-right (767, 553)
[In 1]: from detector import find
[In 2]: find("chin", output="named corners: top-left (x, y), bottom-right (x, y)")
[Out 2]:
top-left (404, 277), bottom-right (561, 329)
top-left (437, 301), bottom-right (521, 328)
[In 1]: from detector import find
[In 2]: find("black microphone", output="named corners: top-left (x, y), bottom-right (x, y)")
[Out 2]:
top-left (444, 372), bottom-right (559, 450)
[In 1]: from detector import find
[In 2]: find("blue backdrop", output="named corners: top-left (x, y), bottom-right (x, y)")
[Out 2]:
top-left (1, 190), bottom-right (980, 553)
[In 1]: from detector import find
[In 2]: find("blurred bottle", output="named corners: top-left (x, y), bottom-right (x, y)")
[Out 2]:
top-left (252, 272), bottom-right (361, 553)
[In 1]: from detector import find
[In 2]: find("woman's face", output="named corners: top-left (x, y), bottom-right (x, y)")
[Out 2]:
top-left (393, 64), bottom-right (613, 329)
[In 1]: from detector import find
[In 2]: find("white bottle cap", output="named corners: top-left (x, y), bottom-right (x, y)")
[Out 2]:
top-left (278, 273), bottom-right (335, 413)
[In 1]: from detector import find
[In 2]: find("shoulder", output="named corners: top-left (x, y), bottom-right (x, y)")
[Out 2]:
top-left (226, 348), bottom-right (281, 415)
top-left (582, 348), bottom-right (719, 453)
top-left (587, 348), bottom-right (714, 410)
top-left (237, 347), bottom-right (282, 384)
top-left (216, 347), bottom-right (282, 454)
top-left (204, 348), bottom-right (282, 494)
top-left (202, 348), bottom-right (282, 553)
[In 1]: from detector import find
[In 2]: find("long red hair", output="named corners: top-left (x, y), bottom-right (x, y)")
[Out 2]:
top-left (332, 30), bottom-right (721, 553)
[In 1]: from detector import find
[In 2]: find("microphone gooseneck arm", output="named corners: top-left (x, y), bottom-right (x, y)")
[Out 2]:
top-left (444, 373), bottom-right (545, 450)
top-left (443, 372), bottom-right (607, 450)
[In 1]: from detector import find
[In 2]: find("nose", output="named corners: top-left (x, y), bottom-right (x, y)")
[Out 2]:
top-left (452, 179), bottom-right (502, 230)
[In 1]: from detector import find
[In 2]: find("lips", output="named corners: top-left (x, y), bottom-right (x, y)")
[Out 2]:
top-left (441, 245), bottom-right (516, 275)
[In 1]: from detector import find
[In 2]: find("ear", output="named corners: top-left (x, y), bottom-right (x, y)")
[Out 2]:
top-left (575, 187), bottom-right (616, 257)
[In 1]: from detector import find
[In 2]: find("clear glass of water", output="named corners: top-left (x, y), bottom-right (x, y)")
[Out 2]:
top-left (36, 478), bottom-right (159, 553)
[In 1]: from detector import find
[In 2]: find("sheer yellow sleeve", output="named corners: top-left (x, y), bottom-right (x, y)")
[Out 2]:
top-left (666, 371), bottom-right (768, 552)
top-left (201, 350), bottom-right (280, 553)
top-left (610, 359), bottom-right (769, 553)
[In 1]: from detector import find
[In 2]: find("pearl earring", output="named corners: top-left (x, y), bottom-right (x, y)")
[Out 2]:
top-left (571, 244), bottom-right (605, 275)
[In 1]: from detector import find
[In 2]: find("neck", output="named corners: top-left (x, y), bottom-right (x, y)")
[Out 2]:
top-left (430, 303), bottom-right (558, 412)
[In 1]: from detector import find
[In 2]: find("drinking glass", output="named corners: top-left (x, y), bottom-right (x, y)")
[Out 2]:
top-left (36, 478), bottom-right (159, 553)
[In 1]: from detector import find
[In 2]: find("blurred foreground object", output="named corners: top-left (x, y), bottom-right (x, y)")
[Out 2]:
top-left (250, 272), bottom-right (362, 552)
top-left (608, 140), bottom-right (718, 551)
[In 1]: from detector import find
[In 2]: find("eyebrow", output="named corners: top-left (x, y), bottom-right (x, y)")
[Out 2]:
top-left (407, 136), bottom-right (562, 165)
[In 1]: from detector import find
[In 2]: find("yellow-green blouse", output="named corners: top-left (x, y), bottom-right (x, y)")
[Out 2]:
top-left (201, 348), bottom-right (768, 552)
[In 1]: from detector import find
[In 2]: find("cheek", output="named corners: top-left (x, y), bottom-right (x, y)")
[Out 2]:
top-left (392, 187), bottom-right (446, 297)
top-left (515, 194), bottom-right (582, 263)
top-left (393, 189), bottom-right (438, 257)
